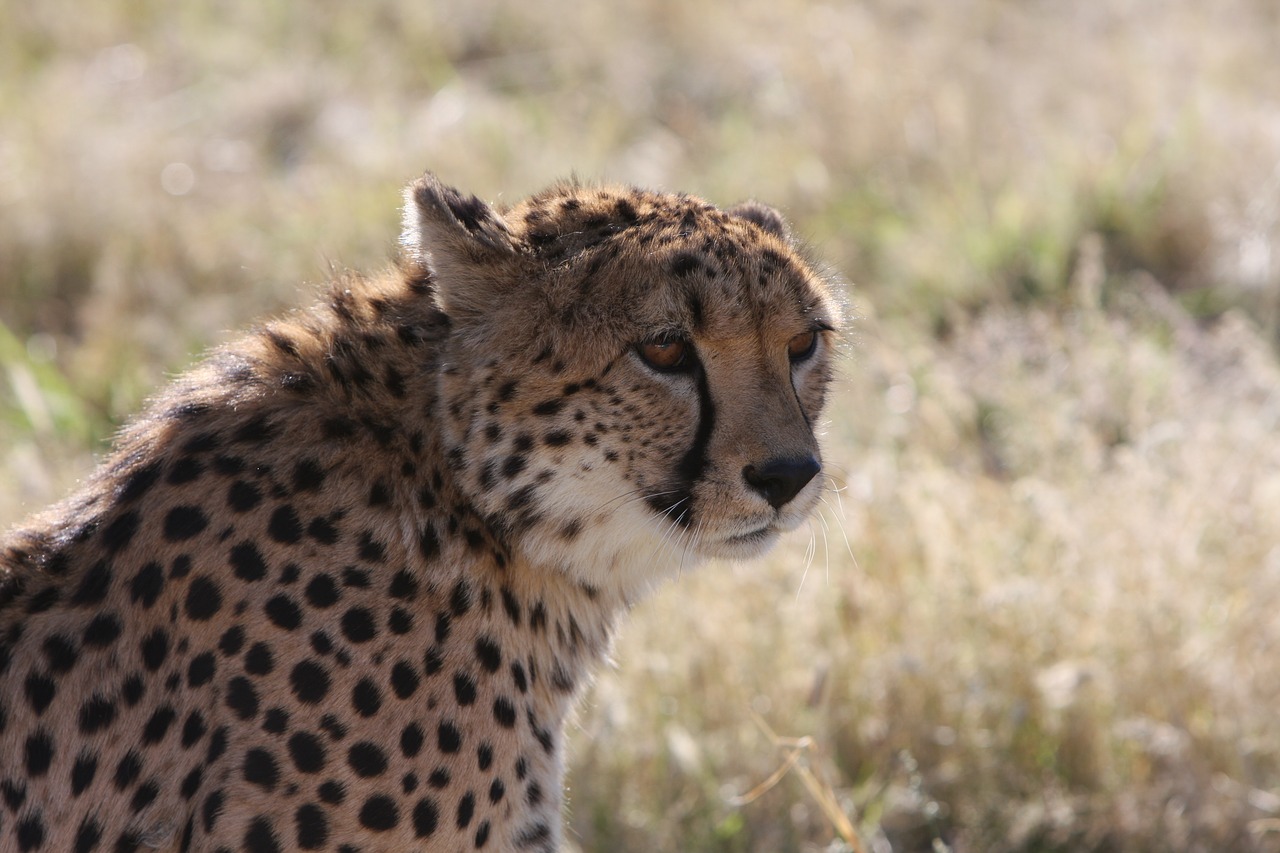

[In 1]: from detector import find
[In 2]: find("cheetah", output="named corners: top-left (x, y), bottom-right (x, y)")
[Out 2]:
top-left (0, 172), bottom-right (842, 852)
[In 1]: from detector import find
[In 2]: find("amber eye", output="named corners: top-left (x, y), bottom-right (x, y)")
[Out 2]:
top-left (787, 330), bottom-right (819, 362)
top-left (637, 338), bottom-right (690, 372)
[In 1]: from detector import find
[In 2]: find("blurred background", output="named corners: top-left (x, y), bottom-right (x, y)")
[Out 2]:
top-left (3, 1), bottom-right (1280, 850)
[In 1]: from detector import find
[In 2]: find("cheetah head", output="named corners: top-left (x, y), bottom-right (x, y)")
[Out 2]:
top-left (403, 173), bottom-right (842, 601)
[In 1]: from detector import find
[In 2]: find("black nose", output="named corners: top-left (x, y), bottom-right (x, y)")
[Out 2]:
top-left (743, 455), bottom-right (820, 509)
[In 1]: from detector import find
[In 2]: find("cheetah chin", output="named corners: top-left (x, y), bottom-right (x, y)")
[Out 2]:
top-left (1, 171), bottom-right (841, 853)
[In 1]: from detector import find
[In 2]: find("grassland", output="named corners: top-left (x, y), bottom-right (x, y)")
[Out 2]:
top-left (4, 1), bottom-right (1280, 850)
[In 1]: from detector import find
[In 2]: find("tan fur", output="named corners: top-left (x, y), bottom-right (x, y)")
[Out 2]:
top-left (0, 172), bottom-right (841, 852)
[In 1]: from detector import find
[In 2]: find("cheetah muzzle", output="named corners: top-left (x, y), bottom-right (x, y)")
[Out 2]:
top-left (0, 172), bottom-right (842, 852)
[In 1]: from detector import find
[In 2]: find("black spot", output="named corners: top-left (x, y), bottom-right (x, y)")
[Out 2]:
top-left (233, 414), bottom-right (276, 445)
top-left (245, 642), bottom-right (274, 675)
top-left (82, 613), bottom-right (122, 648)
top-left (322, 416), bottom-right (357, 441)
top-left (227, 481), bottom-right (262, 512)
top-left (71, 559), bottom-right (113, 605)
top-left (295, 803), bottom-right (329, 849)
top-left (412, 796), bottom-right (439, 838)
top-left (307, 515), bottom-right (340, 543)
top-left (218, 625), bottom-right (245, 656)
top-left (202, 789), bottom-right (225, 833)
top-left (453, 672), bottom-right (477, 706)
top-left (450, 580), bottom-right (472, 616)
top-left (530, 601), bottom-right (548, 632)
top-left (211, 453), bottom-right (244, 475)
top-left (389, 570), bottom-right (418, 599)
top-left (476, 820), bottom-right (492, 848)
top-left (511, 661), bottom-right (529, 693)
top-left (292, 459), bottom-right (325, 492)
top-left (243, 816), bottom-right (281, 853)
top-left (244, 748), bottom-right (280, 790)
top-left (181, 766), bottom-right (203, 800)
top-left (437, 721), bottom-right (462, 753)
top-left (16, 814), bottom-right (45, 851)
top-left (317, 780), bottom-right (345, 804)
top-left (170, 554), bottom-right (192, 578)
top-left (322, 715), bottom-right (349, 742)
top-left (206, 726), bottom-right (229, 763)
top-left (25, 585), bottom-right (60, 614)
top-left (310, 631), bottom-right (333, 655)
top-left (435, 611), bottom-right (452, 644)
top-left (670, 251), bottom-right (701, 277)
top-left (168, 456), bottom-right (204, 484)
top-left (342, 567), bottom-right (371, 588)
top-left (502, 454), bottom-right (526, 478)
top-left (131, 779), bottom-right (159, 812)
top-left (118, 461), bottom-right (162, 503)
top-left (70, 750), bottom-right (98, 795)
top-left (384, 366), bottom-right (407, 399)
top-left (456, 790), bottom-right (475, 828)
top-left (358, 531), bottom-right (386, 562)
top-left (544, 430), bottom-right (572, 447)
top-left (291, 660), bottom-right (331, 704)
top-left (185, 576), bottom-right (222, 620)
top-left (428, 767), bottom-right (450, 789)
top-left (475, 637), bottom-right (502, 672)
top-left (391, 660), bottom-right (420, 699)
top-left (351, 678), bottom-right (382, 717)
top-left (25, 729), bottom-right (54, 776)
top-left (418, 524), bottom-right (440, 560)
top-left (182, 710), bottom-right (207, 748)
top-left (187, 652), bottom-right (217, 687)
top-left (424, 646), bottom-right (444, 676)
top-left (493, 696), bottom-right (517, 728)
top-left (267, 505), bottom-right (303, 544)
top-left (359, 794), bottom-right (399, 831)
top-left (142, 706), bottom-right (177, 744)
top-left (129, 561), bottom-right (165, 608)
top-left (279, 562), bottom-right (300, 584)
top-left (226, 676), bottom-right (259, 720)
top-left (490, 777), bottom-right (506, 804)
top-left (73, 816), bottom-right (102, 853)
top-left (262, 707), bottom-right (288, 733)
top-left (265, 594), bottom-right (303, 630)
top-left (121, 673), bottom-right (145, 705)
top-left (532, 398), bottom-right (564, 417)
top-left (78, 694), bottom-right (117, 733)
top-left (517, 822), bottom-right (552, 848)
top-left (288, 731), bottom-right (326, 773)
top-left (42, 633), bottom-right (78, 673)
top-left (388, 607), bottom-right (413, 634)
top-left (304, 573), bottom-right (339, 608)
top-left (477, 742), bottom-right (493, 771)
top-left (229, 541), bottom-right (268, 582)
top-left (400, 723), bottom-right (424, 757)
top-left (340, 607), bottom-right (377, 643)
top-left (101, 510), bottom-right (140, 554)
top-left (347, 742), bottom-right (388, 777)
top-left (164, 505), bottom-right (209, 541)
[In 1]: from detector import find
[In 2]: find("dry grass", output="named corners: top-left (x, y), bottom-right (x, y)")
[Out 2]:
top-left (4, 1), bottom-right (1280, 850)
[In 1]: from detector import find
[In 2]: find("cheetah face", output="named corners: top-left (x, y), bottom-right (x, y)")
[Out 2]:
top-left (404, 174), bottom-right (841, 600)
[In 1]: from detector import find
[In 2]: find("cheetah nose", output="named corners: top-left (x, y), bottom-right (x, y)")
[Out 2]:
top-left (742, 455), bottom-right (820, 509)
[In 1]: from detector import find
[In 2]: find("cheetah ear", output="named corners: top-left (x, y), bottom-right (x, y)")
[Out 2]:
top-left (401, 172), bottom-right (523, 318)
top-left (727, 200), bottom-right (790, 240)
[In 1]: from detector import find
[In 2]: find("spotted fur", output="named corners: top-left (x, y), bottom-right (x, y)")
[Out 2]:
top-left (0, 172), bottom-right (842, 852)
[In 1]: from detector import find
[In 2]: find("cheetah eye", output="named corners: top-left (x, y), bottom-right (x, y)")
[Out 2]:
top-left (636, 338), bottom-right (691, 373)
top-left (787, 330), bottom-right (819, 362)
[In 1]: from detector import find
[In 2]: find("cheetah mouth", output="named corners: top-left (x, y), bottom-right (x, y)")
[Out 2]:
top-left (709, 524), bottom-right (780, 558)
top-left (726, 526), bottom-right (774, 544)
